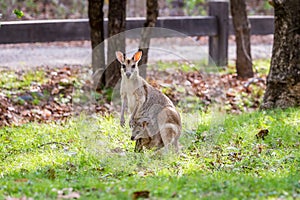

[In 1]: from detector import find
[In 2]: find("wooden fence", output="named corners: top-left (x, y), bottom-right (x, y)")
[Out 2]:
top-left (0, 1), bottom-right (274, 66)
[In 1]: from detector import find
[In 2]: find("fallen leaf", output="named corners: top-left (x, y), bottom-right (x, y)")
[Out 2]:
top-left (51, 87), bottom-right (60, 95)
top-left (256, 129), bottom-right (269, 140)
top-left (42, 109), bottom-right (52, 118)
top-left (171, 192), bottom-right (178, 198)
top-left (5, 197), bottom-right (33, 200)
top-left (14, 178), bottom-right (28, 183)
top-left (132, 190), bottom-right (150, 200)
top-left (53, 188), bottom-right (80, 199)
top-left (47, 168), bottom-right (56, 180)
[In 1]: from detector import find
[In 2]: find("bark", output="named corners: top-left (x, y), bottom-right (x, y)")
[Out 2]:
top-left (88, 0), bottom-right (105, 90)
top-left (138, 0), bottom-right (158, 78)
top-left (230, 0), bottom-right (254, 79)
top-left (261, 0), bottom-right (300, 109)
top-left (105, 0), bottom-right (126, 88)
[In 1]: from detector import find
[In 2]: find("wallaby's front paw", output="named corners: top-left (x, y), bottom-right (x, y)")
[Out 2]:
top-left (129, 119), bottom-right (135, 128)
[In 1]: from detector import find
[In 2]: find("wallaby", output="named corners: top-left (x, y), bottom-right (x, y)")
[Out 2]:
top-left (131, 105), bottom-right (181, 152)
top-left (116, 51), bottom-right (145, 127)
top-left (116, 51), bottom-right (181, 152)
top-left (131, 119), bottom-right (164, 152)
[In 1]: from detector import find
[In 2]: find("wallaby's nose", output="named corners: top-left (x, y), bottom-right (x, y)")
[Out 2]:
top-left (131, 136), bottom-right (135, 140)
top-left (126, 72), bottom-right (131, 78)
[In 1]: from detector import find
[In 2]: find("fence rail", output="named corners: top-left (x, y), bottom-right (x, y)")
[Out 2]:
top-left (0, 1), bottom-right (274, 66)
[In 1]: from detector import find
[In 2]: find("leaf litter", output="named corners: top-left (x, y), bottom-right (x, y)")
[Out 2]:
top-left (0, 65), bottom-right (266, 127)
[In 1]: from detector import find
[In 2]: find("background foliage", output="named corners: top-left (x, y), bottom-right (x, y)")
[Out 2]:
top-left (0, 0), bottom-right (273, 21)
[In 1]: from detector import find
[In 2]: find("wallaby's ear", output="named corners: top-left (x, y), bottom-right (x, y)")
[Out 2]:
top-left (115, 51), bottom-right (125, 63)
top-left (133, 51), bottom-right (142, 63)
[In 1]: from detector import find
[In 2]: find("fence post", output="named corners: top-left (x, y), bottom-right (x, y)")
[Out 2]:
top-left (208, 0), bottom-right (229, 67)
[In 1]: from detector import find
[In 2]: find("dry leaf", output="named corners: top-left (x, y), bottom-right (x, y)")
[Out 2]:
top-left (14, 178), bottom-right (28, 183)
top-left (53, 188), bottom-right (80, 199)
top-left (256, 129), bottom-right (269, 140)
top-left (132, 190), bottom-right (150, 200)
top-left (5, 197), bottom-right (33, 200)
top-left (0, 65), bottom-right (266, 127)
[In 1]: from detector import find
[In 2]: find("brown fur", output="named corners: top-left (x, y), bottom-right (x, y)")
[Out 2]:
top-left (131, 102), bottom-right (181, 152)
top-left (116, 51), bottom-right (181, 152)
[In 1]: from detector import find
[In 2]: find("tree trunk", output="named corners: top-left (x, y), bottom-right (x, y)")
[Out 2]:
top-left (105, 0), bottom-right (126, 88)
top-left (261, 0), bottom-right (300, 109)
top-left (138, 0), bottom-right (158, 78)
top-left (230, 0), bottom-right (254, 79)
top-left (88, 0), bottom-right (105, 90)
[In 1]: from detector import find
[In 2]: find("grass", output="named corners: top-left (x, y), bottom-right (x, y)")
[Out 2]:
top-left (0, 59), bottom-right (298, 199)
top-left (227, 58), bottom-right (271, 76)
top-left (0, 69), bottom-right (47, 91)
top-left (151, 60), bottom-right (220, 73)
top-left (153, 58), bottom-right (271, 75)
top-left (0, 108), bottom-right (299, 199)
top-left (0, 69), bottom-right (48, 105)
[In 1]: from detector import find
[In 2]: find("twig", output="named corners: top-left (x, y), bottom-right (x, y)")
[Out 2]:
top-left (38, 141), bottom-right (69, 148)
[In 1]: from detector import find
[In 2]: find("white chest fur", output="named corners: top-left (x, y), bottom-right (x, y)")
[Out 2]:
top-left (121, 77), bottom-right (144, 113)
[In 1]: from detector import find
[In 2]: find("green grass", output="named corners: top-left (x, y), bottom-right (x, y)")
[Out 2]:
top-left (227, 58), bottom-right (271, 76)
top-left (0, 70), bottom-right (47, 91)
top-left (151, 60), bottom-right (218, 73)
top-left (253, 58), bottom-right (271, 75)
top-left (1, 108), bottom-right (299, 199)
top-left (152, 58), bottom-right (271, 78)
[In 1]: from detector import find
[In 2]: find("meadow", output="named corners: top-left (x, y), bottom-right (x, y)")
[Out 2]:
top-left (1, 107), bottom-right (299, 199)
top-left (0, 60), bottom-right (299, 199)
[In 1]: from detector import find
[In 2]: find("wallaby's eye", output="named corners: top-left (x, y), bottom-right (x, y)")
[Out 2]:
top-left (131, 65), bottom-right (136, 68)
top-left (121, 64), bottom-right (126, 69)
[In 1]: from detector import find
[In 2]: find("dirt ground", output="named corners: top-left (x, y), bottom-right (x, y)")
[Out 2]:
top-left (0, 35), bottom-right (273, 69)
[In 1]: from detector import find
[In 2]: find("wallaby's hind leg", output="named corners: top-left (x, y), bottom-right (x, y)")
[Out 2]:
top-left (173, 137), bottom-right (180, 152)
top-left (157, 107), bottom-right (181, 153)
top-left (160, 125), bottom-right (179, 153)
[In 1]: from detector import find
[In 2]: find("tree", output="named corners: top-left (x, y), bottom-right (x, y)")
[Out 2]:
top-left (261, 0), bottom-right (300, 109)
top-left (88, 0), bottom-right (105, 89)
top-left (138, 0), bottom-right (159, 78)
top-left (88, 0), bottom-right (157, 89)
top-left (230, 0), bottom-right (254, 79)
top-left (88, 0), bottom-right (126, 89)
top-left (105, 0), bottom-right (126, 88)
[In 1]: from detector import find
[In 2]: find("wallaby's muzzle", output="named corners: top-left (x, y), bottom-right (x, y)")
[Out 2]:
top-left (130, 135), bottom-right (135, 140)
top-left (126, 72), bottom-right (131, 78)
